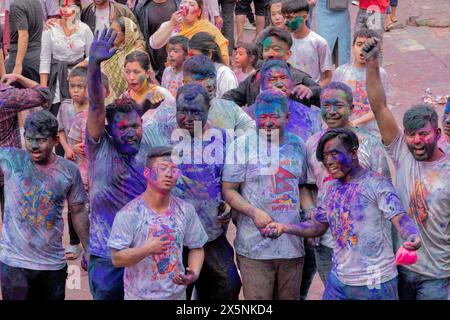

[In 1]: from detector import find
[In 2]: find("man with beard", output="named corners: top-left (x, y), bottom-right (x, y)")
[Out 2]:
top-left (364, 37), bottom-right (450, 300)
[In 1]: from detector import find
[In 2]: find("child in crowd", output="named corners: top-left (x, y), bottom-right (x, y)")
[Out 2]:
top-left (234, 43), bottom-right (259, 83)
top-left (161, 35), bottom-right (189, 98)
top-left (333, 28), bottom-right (389, 136)
top-left (282, 0), bottom-right (333, 88)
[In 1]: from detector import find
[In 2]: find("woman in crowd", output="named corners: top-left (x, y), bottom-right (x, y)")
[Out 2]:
top-left (149, 0), bottom-right (230, 66)
top-left (39, 0), bottom-right (93, 119)
top-left (102, 16), bottom-right (150, 105)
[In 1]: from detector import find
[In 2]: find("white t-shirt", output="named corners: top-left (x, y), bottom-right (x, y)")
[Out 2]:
top-left (95, 6), bottom-right (110, 33)
top-left (288, 30), bottom-right (333, 83)
top-left (215, 63), bottom-right (238, 99)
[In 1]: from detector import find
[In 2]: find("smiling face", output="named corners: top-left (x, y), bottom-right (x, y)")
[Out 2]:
top-left (24, 130), bottom-right (57, 165)
top-left (320, 89), bottom-right (352, 128)
top-left (176, 92), bottom-right (209, 135)
top-left (145, 156), bottom-right (180, 193)
top-left (124, 61), bottom-right (150, 93)
top-left (404, 122), bottom-right (441, 161)
top-left (262, 36), bottom-right (292, 61)
top-left (270, 3), bottom-right (286, 29)
top-left (68, 76), bottom-right (87, 105)
top-left (261, 65), bottom-right (292, 97)
top-left (255, 100), bottom-right (289, 143)
top-left (109, 111), bottom-right (143, 156)
top-left (322, 137), bottom-right (357, 181)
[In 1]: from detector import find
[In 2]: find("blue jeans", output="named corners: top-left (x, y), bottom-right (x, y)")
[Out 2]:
top-left (398, 266), bottom-right (450, 300)
top-left (314, 244), bottom-right (333, 285)
top-left (323, 272), bottom-right (399, 300)
top-left (88, 255), bottom-right (124, 300)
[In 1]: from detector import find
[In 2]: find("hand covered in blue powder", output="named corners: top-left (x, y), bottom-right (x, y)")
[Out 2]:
top-left (89, 28), bottom-right (118, 64)
top-left (403, 234), bottom-right (422, 251)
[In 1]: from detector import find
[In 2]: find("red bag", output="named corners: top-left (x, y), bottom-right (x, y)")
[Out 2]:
top-left (395, 243), bottom-right (418, 266)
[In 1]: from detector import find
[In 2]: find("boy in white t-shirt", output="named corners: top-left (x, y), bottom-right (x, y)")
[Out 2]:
top-left (282, 0), bottom-right (333, 88)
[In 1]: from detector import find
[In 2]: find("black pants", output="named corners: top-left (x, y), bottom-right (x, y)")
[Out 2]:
top-left (219, 0), bottom-right (236, 54)
top-left (184, 233), bottom-right (241, 300)
top-left (5, 47), bottom-right (41, 83)
top-left (0, 263), bottom-right (68, 300)
top-left (0, 182), bottom-right (4, 222)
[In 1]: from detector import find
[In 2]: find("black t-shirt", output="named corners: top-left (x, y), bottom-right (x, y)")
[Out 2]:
top-left (136, 0), bottom-right (178, 82)
top-left (8, 0), bottom-right (43, 50)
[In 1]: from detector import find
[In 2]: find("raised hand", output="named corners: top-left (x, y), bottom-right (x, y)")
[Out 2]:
top-left (292, 84), bottom-right (313, 99)
top-left (89, 28), bottom-right (118, 64)
top-left (362, 37), bottom-right (380, 62)
top-left (144, 230), bottom-right (172, 255)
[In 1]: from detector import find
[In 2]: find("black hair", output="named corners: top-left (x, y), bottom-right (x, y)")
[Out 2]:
top-left (176, 83), bottom-right (210, 108)
top-left (188, 32), bottom-right (223, 64)
top-left (146, 146), bottom-right (174, 167)
top-left (182, 55), bottom-right (217, 79)
top-left (237, 43), bottom-right (259, 68)
top-left (403, 104), bottom-right (439, 132)
top-left (168, 35), bottom-right (189, 54)
top-left (321, 81), bottom-right (354, 107)
top-left (24, 110), bottom-right (59, 138)
top-left (316, 128), bottom-right (359, 163)
top-left (68, 67), bottom-right (88, 85)
top-left (105, 96), bottom-right (142, 126)
top-left (260, 59), bottom-right (291, 85)
top-left (124, 51), bottom-right (150, 71)
top-left (281, 0), bottom-right (309, 14)
top-left (256, 26), bottom-right (293, 57)
top-left (112, 16), bottom-right (126, 34)
top-left (255, 89), bottom-right (288, 114)
top-left (352, 28), bottom-right (380, 45)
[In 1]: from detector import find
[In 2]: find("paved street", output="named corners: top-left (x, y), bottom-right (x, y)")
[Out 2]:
top-left (0, 0), bottom-right (448, 301)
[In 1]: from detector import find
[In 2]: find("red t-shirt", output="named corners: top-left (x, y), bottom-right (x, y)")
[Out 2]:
top-left (359, 0), bottom-right (389, 13)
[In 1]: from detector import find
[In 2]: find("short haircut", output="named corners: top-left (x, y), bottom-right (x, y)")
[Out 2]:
top-left (237, 42), bottom-right (260, 68)
top-left (256, 26), bottom-right (293, 51)
top-left (176, 83), bottom-right (210, 108)
top-left (321, 81), bottom-right (354, 107)
top-left (352, 28), bottom-right (379, 45)
top-left (260, 59), bottom-right (291, 85)
top-left (105, 96), bottom-right (142, 126)
top-left (255, 89), bottom-right (288, 114)
top-left (182, 55), bottom-right (217, 80)
top-left (188, 32), bottom-right (223, 64)
top-left (403, 104), bottom-right (439, 132)
top-left (168, 35), bottom-right (189, 54)
top-left (24, 110), bottom-right (59, 138)
top-left (124, 50), bottom-right (150, 71)
top-left (281, 0), bottom-right (309, 14)
top-left (146, 146), bottom-right (173, 167)
top-left (68, 67), bottom-right (88, 85)
top-left (316, 128), bottom-right (360, 163)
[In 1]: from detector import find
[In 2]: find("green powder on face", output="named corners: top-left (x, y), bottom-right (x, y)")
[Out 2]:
top-left (285, 16), bottom-right (302, 31)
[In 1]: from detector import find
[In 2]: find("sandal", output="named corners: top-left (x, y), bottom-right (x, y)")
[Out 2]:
top-left (65, 244), bottom-right (82, 260)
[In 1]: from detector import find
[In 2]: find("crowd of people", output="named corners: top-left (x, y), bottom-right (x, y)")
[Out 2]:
top-left (0, 0), bottom-right (449, 301)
